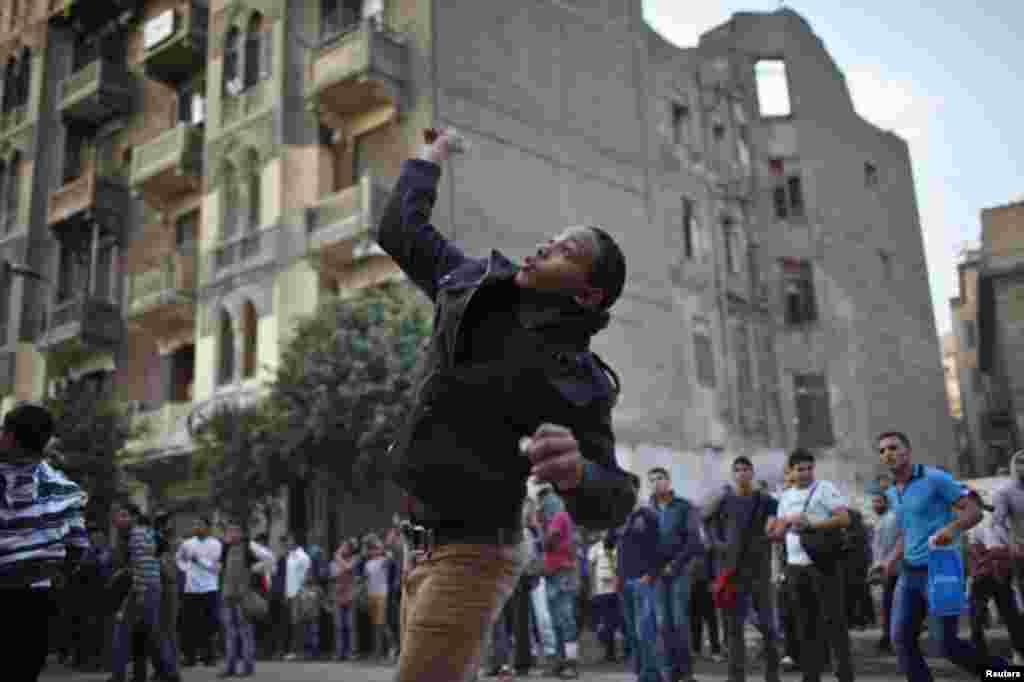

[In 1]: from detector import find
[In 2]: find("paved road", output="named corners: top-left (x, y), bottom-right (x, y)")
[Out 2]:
top-left (38, 626), bottom-right (1006, 681)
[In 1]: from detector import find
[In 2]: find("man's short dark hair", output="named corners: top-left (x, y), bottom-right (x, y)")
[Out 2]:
top-left (732, 456), bottom-right (753, 470)
top-left (788, 449), bottom-right (815, 468)
top-left (647, 467), bottom-right (669, 479)
top-left (2, 402), bottom-right (55, 453)
top-left (587, 227), bottom-right (625, 310)
top-left (878, 431), bottom-right (911, 449)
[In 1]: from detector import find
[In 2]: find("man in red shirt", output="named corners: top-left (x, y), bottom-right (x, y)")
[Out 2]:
top-left (539, 487), bottom-right (580, 679)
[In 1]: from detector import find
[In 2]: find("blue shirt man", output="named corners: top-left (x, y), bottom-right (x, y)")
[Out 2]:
top-left (878, 431), bottom-right (1004, 682)
top-left (617, 475), bottom-right (662, 682)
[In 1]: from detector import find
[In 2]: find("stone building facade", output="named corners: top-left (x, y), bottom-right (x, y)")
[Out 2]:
top-left (952, 201), bottom-right (1024, 477)
top-left (0, 1), bottom-right (950, 539)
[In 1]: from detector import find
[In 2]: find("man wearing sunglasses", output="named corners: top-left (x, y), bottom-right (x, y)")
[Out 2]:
top-left (878, 431), bottom-right (1007, 681)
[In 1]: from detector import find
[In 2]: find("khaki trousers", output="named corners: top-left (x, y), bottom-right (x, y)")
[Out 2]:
top-left (397, 541), bottom-right (526, 682)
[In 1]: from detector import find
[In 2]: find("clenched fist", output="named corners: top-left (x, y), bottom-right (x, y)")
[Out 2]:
top-left (520, 423), bottom-right (584, 492)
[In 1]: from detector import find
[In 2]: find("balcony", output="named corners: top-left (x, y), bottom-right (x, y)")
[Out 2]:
top-left (126, 401), bottom-right (194, 455)
top-left (141, 3), bottom-right (209, 85)
top-left (60, 58), bottom-right (136, 128)
top-left (205, 225), bottom-right (280, 285)
top-left (125, 249), bottom-right (197, 336)
top-left (39, 297), bottom-right (123, 351)
top-left (306, 175), bottom-right (390, 268)
top-left (48, 170), bottom-right (131, 234)
top-left (130, 124), bottom-right (204, 203)
top-left (0, 105), bottom-right (28, 137)
top-left (308, 19), bottom-right (409, 121)
top-left (49, 0), bottom-right (142, 33)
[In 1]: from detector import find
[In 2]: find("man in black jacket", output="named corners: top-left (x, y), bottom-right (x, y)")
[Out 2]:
top-left (379, 129), bottom-right (636, 682)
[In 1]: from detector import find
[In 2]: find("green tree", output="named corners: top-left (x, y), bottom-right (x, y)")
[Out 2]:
top-left (43, 344), bottom-right (144, 528)
top-left (267, 279), bottom-right (432, 493)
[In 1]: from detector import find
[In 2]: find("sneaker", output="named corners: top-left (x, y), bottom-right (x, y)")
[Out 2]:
top-left (558, 662), bottom-right (579, 680)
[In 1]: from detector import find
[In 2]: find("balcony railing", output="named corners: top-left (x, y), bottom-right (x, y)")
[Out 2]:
top-left (125, 250), bottom-right (197, 318)
top-left (40, 296), bottom-right (122, 350)
top-left (48, 170), bottom-right (131, 231)
top-left (141, 2), bottom-right (209, 85)
top-left (60, 57), bottom-right (135, 127)
top-left (309, 18), bottom-right (408, 117)
top-left (127, 401), bottom-right (194, 454)
top-left (130, 124), bottom-right (204, 200)
top-left (205, 225), bottom-right (280, 285)
top-left (307, 174), bottom-right (391, 258)
top-left (0, 105), bottom-right (28, 136)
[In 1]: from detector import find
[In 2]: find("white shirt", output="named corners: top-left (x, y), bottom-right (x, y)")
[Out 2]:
top-left (588, 543), bottom-right (617, 596)
top-left (248, 541), bottom-right (275, 579)
top-left (778, 480), bottom-right (847, 567)
top-left (364, 556), bottom-right (390, 596)
top-left (284, 547), bottom-right (311, 599)
top-left (176, 536), bottom-right (223, 593)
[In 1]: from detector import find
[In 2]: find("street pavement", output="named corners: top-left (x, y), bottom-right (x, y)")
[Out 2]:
top-left (38, 626), bottom-right (1005, 681)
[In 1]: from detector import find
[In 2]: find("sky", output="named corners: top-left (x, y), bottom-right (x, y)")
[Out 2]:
top-left (642, 0), bottom-right (1024, 336)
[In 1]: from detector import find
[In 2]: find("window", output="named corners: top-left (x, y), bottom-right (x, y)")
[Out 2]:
top-left (794, 373), bottom-right (834, 448)
top-left (241, 301), bottom-right (258, 379)
top-left (754, 59), bottom-right (791, 117)
top-left (352, 134), bottom-right (368, 181)
top-left (223, 27), bottom-right (242, 95)
top-left (712, 123), bottom-right (726, 141)
top-left (671, 102), bottom-right (690, 145)
top-left (682, 197), bottom-right (696, 260)
top-left (218, 310), bottom-right (235, 385)
top-left (63, 127), bottom-right (87, 184)
top-left (244, 14), bottom-right (263, 89)
top-left (963, 320), bottom-right (976, 349)
top-left (322, 0), bottom-right (362, 38)
top-left (247, 154), bottom-right (261, 231)
top-left (2, 51), bottom-right (29, 113)
top-left (175, 210), bottom-right (199, 247)
top-left (1, 58), bottom-right (14, 113)
top-left (773, 175), bottom-right (805, 220)
top-left (222, 161), bottom-right (239, 239)
top-left (782, 259), bottom-right (817, 325)
top-left (56, 240), bottom-right (77, 302)
top-left (865, 162), bottom-right (879, 188)
top-left (177, 82), bottom-right (206, 124)
top-left (94, 239), bottom-right (116, 302)
top-left (693, 319), bottom-right (715, 388)
top-left (723, 217), bottom-right (742, 275)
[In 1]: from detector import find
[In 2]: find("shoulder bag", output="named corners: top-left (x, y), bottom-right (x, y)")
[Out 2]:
top-left (798, 483), bottom-right (845, 571)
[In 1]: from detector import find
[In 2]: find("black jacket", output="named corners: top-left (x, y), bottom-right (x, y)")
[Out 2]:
top-left (376, 159), bottom-right (635, 531)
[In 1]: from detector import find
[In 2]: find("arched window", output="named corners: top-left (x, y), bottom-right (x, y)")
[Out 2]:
top-left (221, 161), bottom-right (238, 240)
top-left (15, 48), bottom-right (29, 109)
top-left (2, 58), bottom-right (15, 114)
top-left (244, 13), bottom-right (267, 89)
top-left (241, 301), bottom-right (258, 379)
top-left (223, 27), bottom-right (241, 95)
top-left (247, 150), bottom-right (261, 231)
top-left (218, 309), bottom-right (235, 385)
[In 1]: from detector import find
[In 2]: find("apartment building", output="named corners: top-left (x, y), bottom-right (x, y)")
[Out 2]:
top-left (0, 1), bottom-right (951, 534)
top-left (952, 202), bottom-right (1024, 477)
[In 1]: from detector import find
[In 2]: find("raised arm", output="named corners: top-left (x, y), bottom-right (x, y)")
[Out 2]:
top-left (374, 133), bottom-right (468, 301)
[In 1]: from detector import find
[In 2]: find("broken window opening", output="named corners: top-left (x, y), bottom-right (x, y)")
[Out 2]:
top-left (794, 373), bottom-right (834, 448)
top-left (773, 174), bottom-right (805, 220)
top-left (671, 102), bottom-right (690, 146)
top-left (682, 197), bottom-right (696, 260)
top-left (754, 59), bottom-right (792, 117)
top-left (782, 259), bottom-right (817, 325)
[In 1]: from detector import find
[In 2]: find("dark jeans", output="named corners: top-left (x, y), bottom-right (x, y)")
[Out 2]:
top-left (654, 574), bottom-right (692, 677)
top-left (971, 574), bottom-right (1024, 659)
top-left (786, 564), bottom-right (853, 682)
top-left (182, 591), bottom-right (220, 664)
top-left (778, 576), bottom-right (800, 662)
top-left (892, 566), bottom-right (1006, 682)
top-left (724, 578), bottom-right (780, 682)
top-left (880, 574), bottom-right (898, 647)
top-left (847, 573), bottom-right (875, 627)
top-left (512, 577), bottom-right (535, 672)
top-left (689, 578), bottom-right (720, 655)
top-left (591, 593), bottom-right (622, 650)
top-left (5, 588), bottom-right (53, 682)
top-left (112, 588), bottom-right (178, 679)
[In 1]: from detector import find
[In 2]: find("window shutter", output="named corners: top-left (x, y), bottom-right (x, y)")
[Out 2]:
top-left (244, 36), bottom-right (260, 88)
top-left (259, 33), bottom-right (273, 81)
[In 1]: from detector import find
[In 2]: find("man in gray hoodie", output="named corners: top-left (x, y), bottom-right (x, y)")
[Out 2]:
top-left (992, 450), bottom-right (1024, 618)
